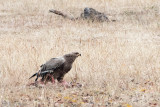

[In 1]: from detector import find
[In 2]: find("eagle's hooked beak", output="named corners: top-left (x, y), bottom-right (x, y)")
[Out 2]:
top-left (77, 53), bottom-right (81, 56)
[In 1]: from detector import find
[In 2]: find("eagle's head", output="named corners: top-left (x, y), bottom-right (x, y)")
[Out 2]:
top-left (64, 52), bottom-right (81, 63)
top-left (71, 52), bottom-right (81, 57)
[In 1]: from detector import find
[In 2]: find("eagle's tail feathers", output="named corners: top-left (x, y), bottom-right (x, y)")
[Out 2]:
top-left (29, 73), bottom-right (37, 79)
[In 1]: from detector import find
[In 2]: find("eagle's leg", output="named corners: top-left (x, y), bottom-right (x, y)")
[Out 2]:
top-left (51, 76), bottom-right (55, 84)
top-left (43, 74), bottom-right (51, 84)
top-left (39, 75), bottom-right (47, 85)
top-left (48, 74), bottom-right (55, 84)
top-left (40, 74), bottom-right (55, 85)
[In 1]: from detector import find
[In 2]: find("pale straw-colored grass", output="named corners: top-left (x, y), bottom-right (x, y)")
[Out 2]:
top-left (0, 0), bottom-right (160, 106)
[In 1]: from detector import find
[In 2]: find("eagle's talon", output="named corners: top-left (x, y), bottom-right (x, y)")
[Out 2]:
top-left (59, 81), bottom-right (71, 88)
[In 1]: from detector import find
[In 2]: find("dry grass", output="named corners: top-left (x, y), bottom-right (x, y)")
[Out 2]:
top-left (0, 0), bottom-right (160, 106)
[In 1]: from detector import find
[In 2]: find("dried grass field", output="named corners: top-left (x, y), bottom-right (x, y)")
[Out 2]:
top-left (0, 0), bottom-right (160, 106)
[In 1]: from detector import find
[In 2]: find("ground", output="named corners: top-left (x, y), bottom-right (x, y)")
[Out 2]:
top-left (0, 0), bottom-right (160, 106)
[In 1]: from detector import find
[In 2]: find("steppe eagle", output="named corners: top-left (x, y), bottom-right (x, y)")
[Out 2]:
top-left (29, 52), bottom-right (81, 86)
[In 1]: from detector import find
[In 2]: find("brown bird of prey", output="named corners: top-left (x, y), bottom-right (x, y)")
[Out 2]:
top-left (29, 52), bottom-right (81, 86)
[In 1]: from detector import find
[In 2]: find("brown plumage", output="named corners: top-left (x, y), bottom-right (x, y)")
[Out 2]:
top-left (29, 52), bottom-right (81, 84)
